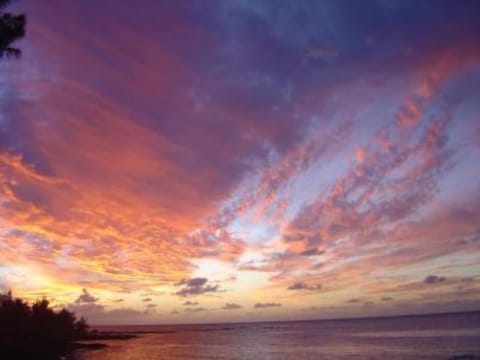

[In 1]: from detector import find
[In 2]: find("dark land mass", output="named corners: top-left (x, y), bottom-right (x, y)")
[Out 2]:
top-left (84, 330), bottom-right (138, 341)
top-left (0, 292), bottom-right (137, 359)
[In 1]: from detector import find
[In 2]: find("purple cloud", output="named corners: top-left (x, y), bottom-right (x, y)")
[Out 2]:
top-left (287, 282), bottom-right (322, 291)
top-left (74, 288), bottom-right (98, 304)
top-left (254, 302), bottom-right (282, 309)
top-left (183, 300), bottom-right (199, 306)
top-left (184, 307), bottom-right (207, 313)
top-left (424, 275), bottom-right (446, 284)
top-left (174, 278), bottom-right (220, 297)
top-left (222, 302), bottom-right (242, 310)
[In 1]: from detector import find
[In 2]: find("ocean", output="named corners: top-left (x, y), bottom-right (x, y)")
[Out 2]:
top-left (73, 311), bottom-right (480, 360)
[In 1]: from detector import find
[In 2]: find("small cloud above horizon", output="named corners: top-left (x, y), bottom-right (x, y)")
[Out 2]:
top-left (254, 302), bottom-right (282, 309)
top-left (174, 278), bottom-right (220, 297)
top-left (75, 289), bottom-right (98, 304)
top-left (183, 300), bottom-right (199, 306)
top-left (424, 275), bottom-right (447, 284)
top-left (287, 282), bottom-right (322, 291)
top-left (222, 302), bottom-right (242, 310)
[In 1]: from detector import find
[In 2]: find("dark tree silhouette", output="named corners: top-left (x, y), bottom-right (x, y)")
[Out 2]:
top-left (0, 0), bottom-right (26, 58)
top-left (74, 316), bottom-right (90, 338)
top-left (0, 291), bottom-right (92, 358)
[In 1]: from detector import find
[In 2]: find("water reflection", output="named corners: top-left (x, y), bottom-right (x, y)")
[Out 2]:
top-left (74, 312), bottom-right (480, 360)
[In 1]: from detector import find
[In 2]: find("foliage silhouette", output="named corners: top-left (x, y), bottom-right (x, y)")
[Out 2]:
top-left (0, 0), bottom-right (26, 58)
top-left (0, 291), bottom-right (91, 358)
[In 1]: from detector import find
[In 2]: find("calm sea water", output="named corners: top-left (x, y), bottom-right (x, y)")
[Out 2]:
top-left (73, 312), bottom-right (480, 360)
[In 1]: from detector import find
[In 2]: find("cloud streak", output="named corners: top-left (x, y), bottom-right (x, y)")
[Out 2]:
top-left (254, 302), bottom-right (282, 309)
top-left (174, 278), bottom-right (220, 297)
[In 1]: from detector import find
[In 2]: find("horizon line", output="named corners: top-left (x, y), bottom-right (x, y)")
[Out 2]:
top-left (92, 309), bottom-right (480, 328)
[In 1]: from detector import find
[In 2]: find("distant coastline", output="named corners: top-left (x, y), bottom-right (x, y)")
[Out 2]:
top-left (92, 309), bottom-right (480, 329)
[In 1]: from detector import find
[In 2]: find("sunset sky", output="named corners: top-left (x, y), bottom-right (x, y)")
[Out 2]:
top-left (1, 0), bottom-right (479, 325)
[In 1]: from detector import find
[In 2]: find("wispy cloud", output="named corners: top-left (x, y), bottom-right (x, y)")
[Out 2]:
top-left (287, 282), bottom-right (322, 291)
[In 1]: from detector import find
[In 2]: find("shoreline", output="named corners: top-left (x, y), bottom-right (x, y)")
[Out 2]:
top-left (2, 331), bottom-right (139, 360)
